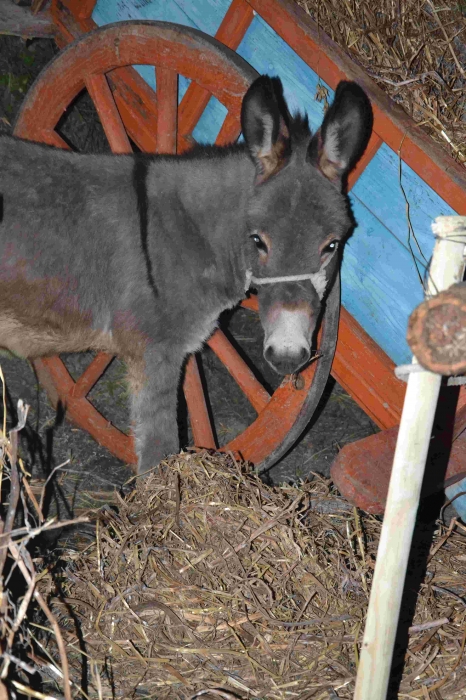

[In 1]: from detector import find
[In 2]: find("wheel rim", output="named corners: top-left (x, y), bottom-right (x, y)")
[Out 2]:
top-left (14, 20), bottom-right (340, 471)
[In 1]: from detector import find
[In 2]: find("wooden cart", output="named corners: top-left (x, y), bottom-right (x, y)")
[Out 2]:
top-left (6, 0), bottom-right (466, 494)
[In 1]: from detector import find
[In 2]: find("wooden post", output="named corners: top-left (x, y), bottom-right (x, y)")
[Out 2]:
top-left (353, 216), bottom-right (466, 700)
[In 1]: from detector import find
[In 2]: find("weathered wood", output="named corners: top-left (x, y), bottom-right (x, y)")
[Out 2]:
top-left (332, 384), bottom-right (466, 514)
top-left (408, 281), bottom-right (466, 375)
top-left (0, 0), bottom-right (55, 37)
top-left (354, 216), bottom-right (466, 700)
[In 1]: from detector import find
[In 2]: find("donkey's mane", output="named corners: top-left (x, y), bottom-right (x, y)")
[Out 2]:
top-left (134, 112), bottom-right (313, 163)
top-left (288, 113), bottom-right (312, 146)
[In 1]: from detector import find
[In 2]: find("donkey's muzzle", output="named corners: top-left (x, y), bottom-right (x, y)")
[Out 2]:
top-left (262, 305), bottom-right (314, 375)
top-left (264, 344), bottom-right (310, 375)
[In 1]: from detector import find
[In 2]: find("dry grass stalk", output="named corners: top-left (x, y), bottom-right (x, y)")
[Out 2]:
top-left (0, 379), bottom-right (87, 700)
top-left (41, 451), bottom-right (466, 699)
top-left (297, 0), bottom-right (466, 166)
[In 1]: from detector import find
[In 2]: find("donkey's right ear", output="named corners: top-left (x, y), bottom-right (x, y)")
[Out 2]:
top-left (241, 75), bottom-right (291, 184)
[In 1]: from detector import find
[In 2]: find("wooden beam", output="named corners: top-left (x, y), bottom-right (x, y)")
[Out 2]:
top-left (0, 0), bottom-right (55, 38)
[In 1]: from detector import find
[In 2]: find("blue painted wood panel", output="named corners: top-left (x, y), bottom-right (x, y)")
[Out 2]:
top-left (352, 143), bottom-right (456, 266)
top-left (92, 0), bottom-right (459, 366)
top-left (342, 198), bottom-right (426, 364)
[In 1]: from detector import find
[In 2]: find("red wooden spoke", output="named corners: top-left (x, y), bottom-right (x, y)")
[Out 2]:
top-left (177, 0), bottom-right (253, 144)
top-left (85, 73), bottom-right (132, 154)
top-left (35, 356), bottom-right (137, 463)
top-left (215, 110), bottom-right (242, 146)
top-left (40, 130), bottom-right (71, 150)
top-left (107, 67), bottom-right (159, 153)
top-left (71, 353), bottom-right (115, 399)
top-left (183, 355), bottom-right (217, 449)
top-left (241, 296), bottom-right (259, 312)
top-left (155, 67), bottom-right (178, 154)
top-left (216, 0), bottom-right (254, 48)
top-left (76, 0), bottom-right (96, 20)
top-left (207, 330), bottom-right (270, 414)
top-left (177, 85), bottom-right (210, 146)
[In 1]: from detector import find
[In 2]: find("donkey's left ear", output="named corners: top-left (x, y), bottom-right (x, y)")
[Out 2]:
top-left (241, 75), bottom-right (291, 184)
top-left (308, 81), bottom-right (372, 186)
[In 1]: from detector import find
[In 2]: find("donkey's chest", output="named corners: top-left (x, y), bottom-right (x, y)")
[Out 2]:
top-left (183, 310), bottom-right (221, 355)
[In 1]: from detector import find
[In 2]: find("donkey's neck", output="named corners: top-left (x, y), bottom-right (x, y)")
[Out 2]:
top-left (145, 148), bottom-right (254, 303)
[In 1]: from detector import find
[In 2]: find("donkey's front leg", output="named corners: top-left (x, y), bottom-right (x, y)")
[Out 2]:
top-left (127, 345), bottom-right (184, 474)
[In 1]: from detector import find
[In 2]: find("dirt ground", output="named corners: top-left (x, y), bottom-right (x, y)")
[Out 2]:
top-left (0, 32), bottom-right (378, 512)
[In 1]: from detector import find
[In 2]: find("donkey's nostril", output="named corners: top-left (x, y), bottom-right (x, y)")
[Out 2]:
top-left (264, 345), bottom-right (310, 375)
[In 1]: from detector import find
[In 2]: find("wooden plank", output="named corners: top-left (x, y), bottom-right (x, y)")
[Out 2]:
top-left (352, 142), bottom-right (457, 264)
top-left (207, 330), bottom-right (271, 413)
top-left (332, 308), bottom-right (405, 429)
top-left (93, 0), bottom-right (229, 35)
top-left (107, 68), bottom-right (159, 153)
top-left (341, 198), bottom-right (426, 366)
top-left (347, 132), bottom-right (383, 191)
top-left (65, 0), bottom-right (96, 19)
top-left (0, 0), bottom-right (56, 38)
top-left (155, 67), bottom-right (178, 153)
top-left (85, 73), bottom-right (133, 153)
top-left (184, 355), bottom-right (217, 449)
top-left (237, 14), bottom-right (331, 132)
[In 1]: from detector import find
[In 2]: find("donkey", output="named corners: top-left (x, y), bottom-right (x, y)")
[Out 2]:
top-left (0, 76), bottom-right (371, 473)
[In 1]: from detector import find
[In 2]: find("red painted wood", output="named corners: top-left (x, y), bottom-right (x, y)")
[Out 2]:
top-left (226, 359), bottom-right (318, 464)
top-left (453, 388), bottom-right (466, 440)
top-left (177, 0), bottom-right (253, 143)
top-left (71, 353), bottom-right (114, 399)
top-left (66, 0), bottom-right (96, 20)
top-left (38, 356), bottom-right (136, 463)
top-left (215, 110), bottom-right (242, 146)
top-left (331, 391), bottom-right (466, 514)
top-left (85, 73), bottom-right (133, 153)
top-left (207, 330), bottom-right (271, 413)
top-left (183, 356), bottom-right (217, 449)
top-left (155, 67), bottom-right (178, 154)
top-left (39, 130), bottom-right (70, 149)
top-left (332, 307), bottom-right (405, 429)
top-left (107, 69), bottom-right (159, 153)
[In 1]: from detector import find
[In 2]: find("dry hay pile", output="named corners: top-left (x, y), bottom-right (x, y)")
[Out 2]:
top-left (36, 451), bottom-right (466, 700)
top-left (297, 0), bottom-right (466, 166)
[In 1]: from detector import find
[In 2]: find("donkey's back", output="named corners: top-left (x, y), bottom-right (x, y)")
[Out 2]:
top-left (0, 137), bottom-right (147, 358)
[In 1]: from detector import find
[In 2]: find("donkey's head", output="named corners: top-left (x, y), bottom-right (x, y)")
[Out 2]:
top-left (241, 76), bottom-right (372, 375)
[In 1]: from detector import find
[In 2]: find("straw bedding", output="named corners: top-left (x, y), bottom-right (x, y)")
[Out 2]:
top-left (25, 451), bottom-right (465, 699)
top-left (297, 0), bottom-right (466, 167)
top-left (2, 6), bottom-right (466, 697)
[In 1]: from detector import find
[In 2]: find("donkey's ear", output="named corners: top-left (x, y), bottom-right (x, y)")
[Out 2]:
top-left (241, 75), bottom-right (291, 184)
top-left (307, 81), bottom-right (372, 186)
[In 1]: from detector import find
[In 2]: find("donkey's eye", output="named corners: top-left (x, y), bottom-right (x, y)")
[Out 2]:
top-left (321, 240), bottom-right (339, 256)
top-left (251, 233), bottom-right (268, 254)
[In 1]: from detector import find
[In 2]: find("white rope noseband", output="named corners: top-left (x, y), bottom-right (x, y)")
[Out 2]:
top-left (245, 269), bottom-right (316, 291)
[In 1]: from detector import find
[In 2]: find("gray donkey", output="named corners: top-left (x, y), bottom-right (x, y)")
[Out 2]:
top-left (0, 76), bottom-right (371, 473)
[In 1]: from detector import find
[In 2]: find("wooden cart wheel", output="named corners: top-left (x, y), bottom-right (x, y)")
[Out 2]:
top-left (14, 20), bottom-right (340, 472)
